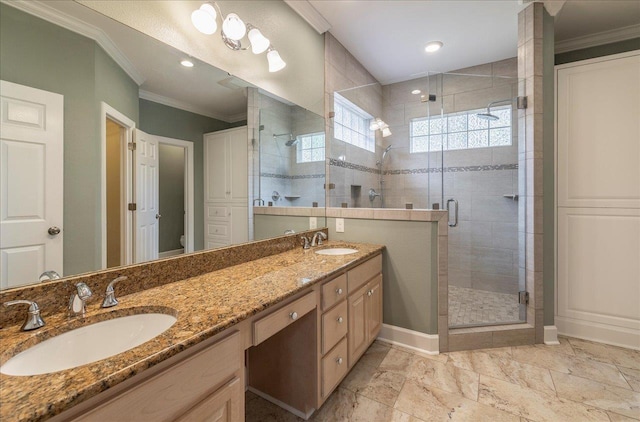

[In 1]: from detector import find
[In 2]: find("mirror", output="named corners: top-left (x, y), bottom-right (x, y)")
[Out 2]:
top-left (0, 1), bottom-right (325, 289)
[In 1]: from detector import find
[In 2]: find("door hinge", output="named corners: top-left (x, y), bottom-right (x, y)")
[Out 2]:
top-left (128, 203), bottom-right (137, 211)
top-left (518, 291), bottom-right (529, 305)
top-left (128, 142), bottom-right (136, 151)
top-left (324, 183), bottom-right (335, 190)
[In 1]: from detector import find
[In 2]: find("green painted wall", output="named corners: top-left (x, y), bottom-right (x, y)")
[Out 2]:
top-left (138, 99), bottom-right (245, 251)
top-left (0, 4), bottom-right (138, 275)
top-left (158, 144), bottom-right (185, 252)
top-left (328, 218), bottom-right (438, 334)
top-left (555, 38), bottom-right (640, 65)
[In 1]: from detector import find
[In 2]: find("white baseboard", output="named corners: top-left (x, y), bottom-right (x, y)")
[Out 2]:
top-left (247, 387), bottom-right (314, 420)
top-left (544, 325), bottom-right (560, 345)
top-left (158, 248), bottom-right (184, 258)
top-left (377, 324), bottom-right (440, 355)
top-left (556, 316), bottom-right (640, 351)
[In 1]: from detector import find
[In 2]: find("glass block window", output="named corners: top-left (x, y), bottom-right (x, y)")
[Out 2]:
top-left (296, 132), bottom-right (325, 163)
top-left (410, 105), bottom-right (512, 153)
top-left (333, 92), bottom-right (375, 152)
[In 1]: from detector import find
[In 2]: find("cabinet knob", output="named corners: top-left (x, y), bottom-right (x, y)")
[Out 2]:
top-left (290, 311), bottom-right (298, 320)
top-left (367, 290), bottom-right (373, 297)
top-left (337, 316), bottom-right (343, 324)
top-left (336, 288), bottom-right (343, 295)
top-left (336, 357), bottom-right (343, 365)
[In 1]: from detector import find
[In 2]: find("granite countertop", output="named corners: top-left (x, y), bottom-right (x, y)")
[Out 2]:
top-left (0, 241), bottom-right (384, 422)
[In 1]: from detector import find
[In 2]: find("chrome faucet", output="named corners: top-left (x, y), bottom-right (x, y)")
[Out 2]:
top-left (102, 276), bottom-right (127, 308)
top-left (69, 282), bottom-right (92, 316)
top-left (39, 270), bottom-right (61, 282)
top-left (301, 236), bottom-right (311, 249)
top-left (3, 300), bottom-right (45, 331)
top-left (311, 231), bottom-right (327, 247)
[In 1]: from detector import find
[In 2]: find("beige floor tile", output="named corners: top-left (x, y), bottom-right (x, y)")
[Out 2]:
top-left (408, 355), bottom-right (480, 401)
top-left (380, 348), bottom-right (416, 376)
top-left (568, 338), bottom-right (640, 370)
top-left (311, 388), bottom-right (416, 422)
top-left (528, 336), bottom-right (576, 356)
top-left (511, 345), bottom-right (631, 389)
top-left (359, 341), bottom-right (392, 368)
top-left (620, 366), bottom-right (640, 392)
top-left (607, 410), bottom-right (640, 421)
top-left (395, 380), bottom-right (520, 421)
top-left (341, 358), bottom-right (406, 406)
top-left (389, 342), bottom-right (449, 364)
top-left (478, 375), bottom-right (610, 421)
top-left (551, 371), bottom-right (640, 419)
top-left (245, 392), bottom-right (303, 422)
top-left (447, 348), bottom-right (555, 394)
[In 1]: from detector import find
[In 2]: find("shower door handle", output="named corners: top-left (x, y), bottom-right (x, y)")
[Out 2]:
top-left (447, 198), bottom-right (458, 227)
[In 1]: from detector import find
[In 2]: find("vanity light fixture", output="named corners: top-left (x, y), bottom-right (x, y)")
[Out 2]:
top-left (191, 2), bottom-right (285, 72)
top-left (180, 59), bottom-right (194, 67)
top-left (425, 41), bottom-right (443, 53)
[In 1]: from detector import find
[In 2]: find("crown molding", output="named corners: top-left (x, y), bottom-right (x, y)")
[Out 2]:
top-left (555, 24), bottom-right (640, 54)
top-left (1, 0), bottom-right (145, 85)
top-left (283, 0), bottom-right (331, 34)
top-left (139, 90), bottom-right (246, 123)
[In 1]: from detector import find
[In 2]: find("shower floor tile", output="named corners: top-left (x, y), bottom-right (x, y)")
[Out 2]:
top-left (448, 286), bottom-right (521, 327)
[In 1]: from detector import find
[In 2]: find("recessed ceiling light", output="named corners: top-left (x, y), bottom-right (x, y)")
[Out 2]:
top-left (411, 89), bottom-right (421, 95)
top-left (181, 59), bottom-right (194, 68)
top-left (425, 41), bottom-right (443, 53)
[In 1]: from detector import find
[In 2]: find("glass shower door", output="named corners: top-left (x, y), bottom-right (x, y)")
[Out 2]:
top-left (435, 71), bottom-right (526, 328)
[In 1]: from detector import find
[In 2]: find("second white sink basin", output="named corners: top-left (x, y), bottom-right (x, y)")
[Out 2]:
top-left (315, 248), bottom-right (358, 256)
top-left (1, 313), bottom-right (177, 376)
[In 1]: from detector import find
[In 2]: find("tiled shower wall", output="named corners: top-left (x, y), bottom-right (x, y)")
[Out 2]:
top-left (258, 93), bottom-right (325, 208)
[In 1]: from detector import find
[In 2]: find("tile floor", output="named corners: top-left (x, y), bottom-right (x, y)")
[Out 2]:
top-left (448, 286), bottom-right (521, 327)
top-left (246, 336), bottom-right (640, 422)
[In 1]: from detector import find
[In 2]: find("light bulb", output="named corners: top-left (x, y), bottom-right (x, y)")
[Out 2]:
top-left (248, 27), bottom-right (270, 54)
top-left (267, 48), bottom-right (286, 72)
top-left (180, 60), bottom-right (194, 67)
top-left (222, 13), bottom-right (246, 41)
top-left (425, 41), bottom-right (443, 53)
top-left (382, 127), bottom-right (392, 138)
top-left (191, 3), bottom-right (217, 35)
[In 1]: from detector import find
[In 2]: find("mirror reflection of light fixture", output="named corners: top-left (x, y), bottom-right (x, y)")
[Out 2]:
top-left (267, 47), bottom-right (286, 72)
top-left (370, 118), bottom-right (392, 137)
top-left (190, 2), bottom-right (285, 72)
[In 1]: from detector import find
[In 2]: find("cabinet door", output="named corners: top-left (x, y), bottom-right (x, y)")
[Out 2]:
top-left (347, 285), bottom-right (368, 368)
top-left (228, 129), bottom-right (248, 201)
top-left (230, 205), bottom-right (248, 244)
top-left (366, 275), bottom-right (383, 342)
top-left (175, 377), bottom-right (242, 422)
top-left (204, 132), bottom-right (230, 202)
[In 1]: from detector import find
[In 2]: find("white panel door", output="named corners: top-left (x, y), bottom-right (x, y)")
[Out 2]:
top-left (557, 54), bottom-right (640, 209)
top-left (134, 129), bottom-right (159, 263)
top-left (556, 52), bottom-right (640, 348)
top-left (228, 129), bottom-right (248, 201)
top-left (204, 132), bottom-right (229, 202)
top-left (0, 80), bottom-right (63, 288)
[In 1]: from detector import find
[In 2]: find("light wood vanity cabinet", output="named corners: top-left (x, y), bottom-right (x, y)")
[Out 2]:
top-left (70, 332), bottom-right (243, 422)
top-left (58, 252), bottom-right (382, 421)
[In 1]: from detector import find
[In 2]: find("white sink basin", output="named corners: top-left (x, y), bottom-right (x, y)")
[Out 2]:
top-left (1, 313), bottom-right (177, 376)
top-left (315, 248), bottom-right (358, 256)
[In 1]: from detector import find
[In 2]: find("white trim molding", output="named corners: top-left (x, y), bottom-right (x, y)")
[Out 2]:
top-left (2, 0), bottom-right (145, 85)
top-left (556, 316), bottom-right (640, 351)
top-left (544, 325), bottom-right (559, 345)
top-left (283, 0), bottom-right (331, 34)
top-left (555, 24), bottom-right (640, 54)
top-left (378, 324), bottom-right (440, 355)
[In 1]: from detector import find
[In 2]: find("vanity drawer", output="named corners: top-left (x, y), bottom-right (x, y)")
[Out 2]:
top-left (207, 205), bottom-right (230, 221)
top-left (322, 300), bottom-right (348, 354)
top-left (321, 337), bottom-right (348, 398)
top-left (253, 292), bottom-right (316, 346)
top-left (321, 274), bottom-right (347, 311)
top-left (347, 254), bottom-right (382, 293)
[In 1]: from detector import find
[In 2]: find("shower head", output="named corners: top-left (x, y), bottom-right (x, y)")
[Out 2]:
top-left (273, 133), bottom-right (296, 146)
top-left (285, 138), bottom-right (299, 147)
top-left (382, 145), bottom-right (393, 160)
top-left (476, 111), bottom-right (500, 121)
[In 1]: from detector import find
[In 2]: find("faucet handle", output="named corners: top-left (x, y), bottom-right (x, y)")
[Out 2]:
top-left (301, 236), bottom-right (311, 249)
top-left (69, 282), bottom-right (93, 315)
top-left (102, 276), bottom-right (127, 308)
top-left (75, 282), bottom-right (92, 300)
top-left (3, 300), bottom-right (45, 331)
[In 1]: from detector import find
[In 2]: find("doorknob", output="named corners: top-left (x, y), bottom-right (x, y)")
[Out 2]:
top-left (155, 214), bottom-right (162, 219)
top-left (48, 227), bottom-right (61, 236)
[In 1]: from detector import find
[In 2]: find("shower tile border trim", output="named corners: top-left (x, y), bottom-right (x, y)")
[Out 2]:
top-left (328, 158), bottom-right (518, 176)
top-left (260, 172), bottom-right (325, 180)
